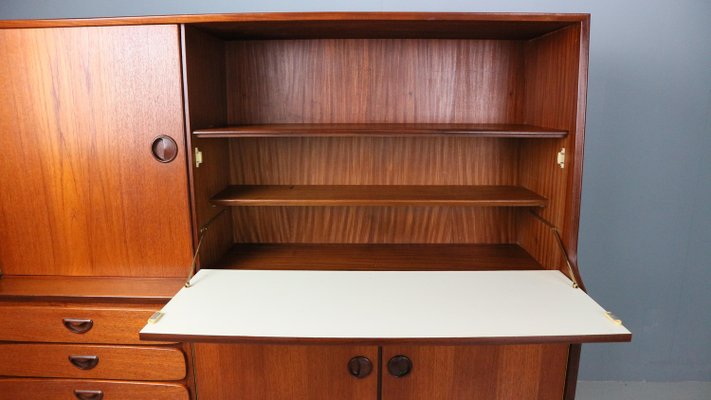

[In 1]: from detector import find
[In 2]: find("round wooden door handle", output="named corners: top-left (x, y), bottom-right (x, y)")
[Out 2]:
top-left (68, 355), bottom-right (100, 370)
top-left (151, 135), bottom-right (178, 163)
top-left (387, 355), bottom-right (412, 377)
top-left (74, 390), bottom-right (104, 400)
top-left (63, 318), bottom-right (94, 334)
top-left (347, 356), bottom-right (373, 378)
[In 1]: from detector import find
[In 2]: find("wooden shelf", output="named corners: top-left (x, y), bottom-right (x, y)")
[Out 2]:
top-left (193, 123), bottom-right (567, 138)
top-left (212, 244), bottom-right (542, 271)
top-left (210, 185), bottom-right (548, 207)
top-left (0, 276), bottom-right (185, 303)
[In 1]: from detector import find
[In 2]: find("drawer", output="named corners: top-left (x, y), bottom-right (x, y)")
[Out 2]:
top-left (0, 304), bottom-right (167, 344)
top-left (0, 344), bottom-right (186, 381)
top-left (0, 378), bottom-right (189, 400)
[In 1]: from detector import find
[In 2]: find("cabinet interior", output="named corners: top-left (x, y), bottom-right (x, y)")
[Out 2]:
top-left (182, 21), bottom-right (583, 275)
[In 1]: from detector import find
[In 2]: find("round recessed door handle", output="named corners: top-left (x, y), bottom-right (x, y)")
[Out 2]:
top-left (387, 355), bottom-right (412, 377)
top-left (151, 135), bottom-right (178, 163)
top-left (347, 356), bottom-right (373, 379)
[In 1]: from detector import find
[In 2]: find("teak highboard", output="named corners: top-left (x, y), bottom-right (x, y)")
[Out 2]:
top-left (0, 12), bottom-right (630, 400)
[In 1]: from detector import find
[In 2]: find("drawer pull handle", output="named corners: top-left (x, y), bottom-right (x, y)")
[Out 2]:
top-left (68, 355), bottom-right (100, 370)
top-left (387, 355), bottom-right (413, 378)
top-left (63, 318), bottom-right (94, 334)
top-left (74, 390), bottom-right (104, 400)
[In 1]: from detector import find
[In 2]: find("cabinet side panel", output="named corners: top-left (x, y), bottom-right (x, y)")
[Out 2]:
top-left (381, 344), bottom-right (568, 400)
top-left (518, 25), bottom-right (583, 272)
top-left (0, 26), bottom-right (192, 276)
top-left (193, 343), bottom-right (379, 400)
top-left (182, 26), bottom-right (234, 268)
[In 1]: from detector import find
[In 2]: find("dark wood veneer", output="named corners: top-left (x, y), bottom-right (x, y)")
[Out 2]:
top-left (210, 185), bottom-right (548, 207)
top-left (194, 123), bottom-right (567, 138)
top-left (212, 243), bottom-right (542, 271)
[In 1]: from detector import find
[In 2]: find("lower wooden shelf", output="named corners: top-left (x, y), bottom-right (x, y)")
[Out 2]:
top-left (210, 185), bottom-right (548, 207)
top-left (212, 243), bottom-right (542, 271)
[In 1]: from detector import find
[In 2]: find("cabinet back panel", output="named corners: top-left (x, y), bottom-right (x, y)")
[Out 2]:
top-left (229, 137), bottom-right (518, 185)
top-left (0, 26), bottom-right (193, 277)
top-left (225, 39), bottom-right (523, 124)
top-left (232, 207), bottom-right (515, 244)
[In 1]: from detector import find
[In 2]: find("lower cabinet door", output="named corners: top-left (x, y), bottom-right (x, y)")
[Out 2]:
top-left (381, 344), bottom-right (569, 400)
top-left (194, 344), bottom-right (378, 400)
top-left (0, 378), bottom-right (189, 400)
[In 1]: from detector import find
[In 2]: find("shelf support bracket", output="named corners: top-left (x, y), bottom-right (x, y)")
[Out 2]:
top-left (184, 208), bottom-right (228, 288)
top-left (527, 210), bottom-right (581, 289)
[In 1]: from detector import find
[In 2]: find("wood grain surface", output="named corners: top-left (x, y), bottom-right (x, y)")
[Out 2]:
top-left (193, 343), bottom-right (378, 400)
top-left (229, 137), bottom-right (519, 185)
top-left (517, 25), bottom-right (583, 273)
top-left (226, 39), bottom-right (523, 124)
top-left (0, 378), bottom-right (189, 400)
top-left (194, 123), bottom-right (567, 138)
top-left (181, 26), bottom-right (235, 270)
top-left (212, 243), bottom-right (542, 270)
top-left (381, 344), bottom-right (568, 400)
top-left (211, 185), bottom-right (547, 207)
top-left (0, 276), bottom-right (183, 302)
top-left (0, 26), bottom-right (193, 277)
top-left (0, 344), bottom-right (186, 381)
top-left (231, 207), bottom-right (516, 244)
top-left (0, 12), bottom-right (588, 34)
top-left (0, 303), bottom-right (167, 344)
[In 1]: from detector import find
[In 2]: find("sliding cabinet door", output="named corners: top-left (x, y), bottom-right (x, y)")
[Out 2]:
top-left (0, 25), bottom-right (192, 277)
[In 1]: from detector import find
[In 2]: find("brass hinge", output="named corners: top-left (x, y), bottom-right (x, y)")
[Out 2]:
top-left (194, 147), bottom-right (204, 168)
top-left (604, 311), bottom-right (623, 325)
top-left (557, 148), bottom-right (566, 169)
top-left (147, 311), bottom-right (165, 324)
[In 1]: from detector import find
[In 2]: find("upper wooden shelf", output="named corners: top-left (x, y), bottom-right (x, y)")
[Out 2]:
top-left (193, 123), bottom-right (567, 138)
top-left (210, 185), bottom-right (548, 207)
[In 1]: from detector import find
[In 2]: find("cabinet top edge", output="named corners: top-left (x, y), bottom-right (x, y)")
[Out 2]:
top-left (0, 12), bottom-right (590, 29)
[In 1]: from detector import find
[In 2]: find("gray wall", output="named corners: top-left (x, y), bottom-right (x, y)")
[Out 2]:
top-left (1, 0), bottom-right (709, 383)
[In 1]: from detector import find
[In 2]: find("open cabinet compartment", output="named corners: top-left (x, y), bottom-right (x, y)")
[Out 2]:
top-left (142, 15), bottom-right (630, 345)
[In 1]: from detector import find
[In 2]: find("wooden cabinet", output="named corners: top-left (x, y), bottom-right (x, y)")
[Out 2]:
top-left (0, 24), bottom-right (194, 399)
top-left (0, 12), bottom-right (630, 400)
top-left (0, 25), bottom-right (192, 277)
